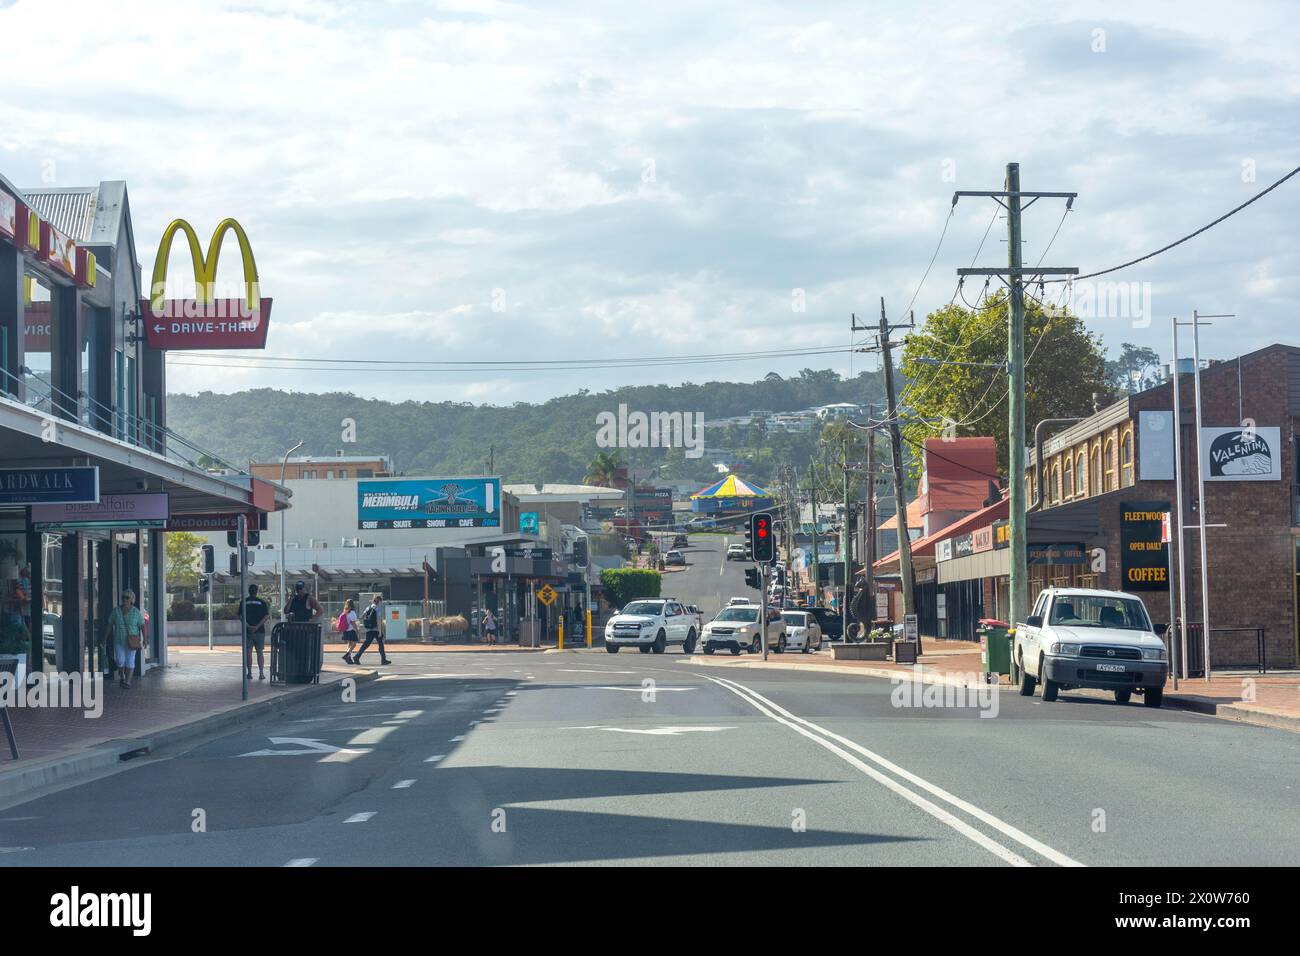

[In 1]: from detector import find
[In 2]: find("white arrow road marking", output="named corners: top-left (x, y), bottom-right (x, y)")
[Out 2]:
top-left (344, 812), bottom-right (376, 824)
top-left (285, 858), bottom-right (318, 867)
top-left (424, 754), bottom-right (446, 763)
top-left (239, 737), bottom-right (367, 758)
top-left (450, 735), bottom-right (465, 742)
top-left (583, 685), bottom-right (697, 692)
top-left (563, 725), bottom-right (736, 736)
top-left (702, 675), bottom-right (1083, 868)
top-left (392, 779), bottom-right (416, 789)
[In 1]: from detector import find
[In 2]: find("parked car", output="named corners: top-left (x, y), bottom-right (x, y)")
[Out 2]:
top-left (1013, 587), bottom-right (1168, 707)
top-left (701, 604), bottom-right (787, 655)
top-left (664, 550), bottom-right (686, 567)
top-left (726, 543), bottom-right (747, 561)
top-left (780, 610), bottom-right (823, 652)
top-left (808, 606), bottom-right (844, 641)
top-left (684, 604), bottom-right (704, 632)
top-left (604, 598), bottom-right (698, 655)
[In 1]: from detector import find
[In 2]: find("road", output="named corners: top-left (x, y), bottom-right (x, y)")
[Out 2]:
top-left (1, 536), bottom-right (1296, 866)
top-left (663, 531), bottom-right (757, 617)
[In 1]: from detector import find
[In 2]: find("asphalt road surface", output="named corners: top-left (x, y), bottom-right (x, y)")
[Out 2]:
top-left (664, 532), bottom-right (757, 617)
top-left (1, 638), bottom-right (1296, 866)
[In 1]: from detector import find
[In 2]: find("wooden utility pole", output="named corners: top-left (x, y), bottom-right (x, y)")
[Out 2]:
top-left (955, 166), bottom-right (1077, 629)
top-left (877, 298), bottom-right (916, 618)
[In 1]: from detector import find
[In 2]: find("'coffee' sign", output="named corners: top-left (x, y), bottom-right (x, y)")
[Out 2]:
top-left (1120, 500), bottom-right (1170, 591)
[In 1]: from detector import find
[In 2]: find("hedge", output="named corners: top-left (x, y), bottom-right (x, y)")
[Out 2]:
top-left (599, 568), bottom-right (661, 608)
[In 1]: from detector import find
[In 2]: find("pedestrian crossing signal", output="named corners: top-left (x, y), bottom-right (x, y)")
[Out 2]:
top-left (750, 512), bottom-right (774, 563)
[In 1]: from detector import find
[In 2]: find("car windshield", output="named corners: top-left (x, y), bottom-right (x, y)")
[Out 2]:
top-left (1049, 595), bottom-right (1151, 630)
top-left (621, 601), bottom-right (664, 616)
top-left (781, 612), bottom-right (807, 625)
top-left (715, 607), bottom-right (758, 623)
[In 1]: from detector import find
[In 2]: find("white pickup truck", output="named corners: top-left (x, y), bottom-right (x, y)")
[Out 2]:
top-left (1013, 587), bottom-right (1169, 707)
top-left (604, 598), bottom-right (698, 655)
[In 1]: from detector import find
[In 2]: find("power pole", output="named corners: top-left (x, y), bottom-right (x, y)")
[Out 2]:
top-left (808, 461), bottom-right (818, 603)
top-left (872, 299), bottom-right (916, 620)
top-left (954, 165), bottom-right (1077, 630)
top-left (864, 416), bottom-right (877, 622)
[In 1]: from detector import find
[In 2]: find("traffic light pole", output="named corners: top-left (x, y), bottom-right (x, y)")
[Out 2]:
top-left (238, 514), bottom-right (248, 702)
top-left (207, 575), bottom-right (214, 651)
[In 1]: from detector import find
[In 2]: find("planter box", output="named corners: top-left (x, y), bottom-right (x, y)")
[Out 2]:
top-left (832, 642), bottom-right (890, 661)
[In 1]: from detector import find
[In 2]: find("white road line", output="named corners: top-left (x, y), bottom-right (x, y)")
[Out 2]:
top-left (424, 754), bottom-right (446, 763)
top-left (392, 779), bottom-right (416, 789)
top-left (703, 674), bottom-right (1083, 868)
top-left (343, 812), bottom-right (376, 824)
top-left (449, 735), bottom-right (465, 742)
top-left (285, 858), bottom-right (318, 867)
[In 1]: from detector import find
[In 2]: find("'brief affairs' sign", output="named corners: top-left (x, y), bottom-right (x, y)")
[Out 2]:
top-left (0, 467), bottom-right (99, 505)
top-left (1120, 500), bottom-right (1170, 591)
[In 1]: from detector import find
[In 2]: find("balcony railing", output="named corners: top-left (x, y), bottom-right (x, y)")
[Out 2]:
top-left (0, 365), bottom-right (248, 480)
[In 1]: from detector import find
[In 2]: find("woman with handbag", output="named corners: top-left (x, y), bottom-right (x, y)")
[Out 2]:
top-left (103, 589), bottom-right (146, 689)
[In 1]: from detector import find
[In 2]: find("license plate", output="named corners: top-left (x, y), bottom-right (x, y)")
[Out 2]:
top-left (1096, 662), bottom-right (1127, 673)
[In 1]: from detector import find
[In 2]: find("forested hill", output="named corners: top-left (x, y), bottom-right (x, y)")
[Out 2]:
top-left (165, 368), bottom-right (887, 485)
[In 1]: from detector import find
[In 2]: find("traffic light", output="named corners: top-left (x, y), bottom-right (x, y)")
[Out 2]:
top-left (572, 537), bottom-right (589, 568)
top-left (246, 529), bottom-right (260, 546)
top-left (744, 567), bottom-right (761, 590)
top-left (200, 544), bottom-right (215, 574)
top-left (229, 553), bottom-right (240, 576)
top-left (227, 531), bottom-right (238, 548)
top-left (750, 511), bottom-right (775, 563)
top-left (198, 576), bottom-right (211, 594)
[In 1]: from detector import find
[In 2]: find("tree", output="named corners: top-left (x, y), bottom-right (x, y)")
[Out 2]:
top-left (1104, 342), bottom-right (1162, 395)
top-left (899, 293), bottom-right (1109, 475)
top-left (584, 450), bottom-right (627, 488)
top-left (165, 531), bottom-right (206, 591)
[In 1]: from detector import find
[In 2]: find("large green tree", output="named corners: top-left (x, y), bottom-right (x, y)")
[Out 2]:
top-left (165, 531), bottom-right (206, 591)
top-left (899, 294), bottom-right (1109, 475)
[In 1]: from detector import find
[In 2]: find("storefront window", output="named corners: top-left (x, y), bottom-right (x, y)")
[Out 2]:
top-left (1104, 437), bottom-right (1116, 492)
top-left (22, 273), bottom-right (53, 407)
top-left (0, 533), bottom-right (32, 637)
top-left (1121, 430), bottom-right (1135, 487)
top-left (42, 533), bottom-right (63, 671)
top-left (1063, 458), bottom-right (1073, 500)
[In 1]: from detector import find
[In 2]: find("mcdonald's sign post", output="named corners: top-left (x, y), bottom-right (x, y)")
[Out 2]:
top-left (141, 218), bottom-right (272, 350)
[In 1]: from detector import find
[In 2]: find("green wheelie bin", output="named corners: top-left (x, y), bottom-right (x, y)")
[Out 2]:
top-left (978, 618), bottom-right (1011, 683)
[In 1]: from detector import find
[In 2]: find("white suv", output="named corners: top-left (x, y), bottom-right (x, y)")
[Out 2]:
top-left (702, 604), bottom-right (787, 655)
top-left (1013, 587), bottom-right (1169, 707)
top-left (605, 598), bottom-right (698, 655)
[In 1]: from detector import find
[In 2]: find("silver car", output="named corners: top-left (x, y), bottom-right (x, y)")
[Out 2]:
top-left (780, 610), bottom-right (823, 652)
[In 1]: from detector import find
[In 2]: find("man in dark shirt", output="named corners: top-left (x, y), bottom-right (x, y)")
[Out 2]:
top-left (240, 584), bottom-right (272, 680)
top-left (285, 580), bottom-right (322, 623)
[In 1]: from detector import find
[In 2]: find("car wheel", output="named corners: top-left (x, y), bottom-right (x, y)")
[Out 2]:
top-left (703, 644), bottom-right (715, 655)
top-left (730, 646), bottom-right (741, 656)
top-left (775, 636), bottom-right (785, 654)
top-left (1017, 653), bottom-right (1036, 696)
top-left (1143, 687), bottom-right (1163, 708)
top-left (652, 630), bottom-right (667, 654)
top-left (606, 645), bottom-right (619, 654)
top-left (748, 637), bottom-right (760, 654)
top-left (639, 645), bottom-right (652, 654)
top-left (683, 630), bottom-right (696, 654)
top-left (1114, 688), bottom-right (1131, 704)
top-left (801, 640), bottom-right (810, 654)
top-left (1040, 657), bottom-right (1059, 701)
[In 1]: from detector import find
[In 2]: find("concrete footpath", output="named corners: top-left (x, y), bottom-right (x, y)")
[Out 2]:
top-left (0, 648), bottom-right (379, 801)
top-left (686, 639), bottom-right (1300, 734)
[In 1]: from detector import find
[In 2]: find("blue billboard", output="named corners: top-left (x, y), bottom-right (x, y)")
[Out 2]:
top-left (357, 477), bottom-right (501, 530)
top-left (0, 466), bottom-right (99, 505)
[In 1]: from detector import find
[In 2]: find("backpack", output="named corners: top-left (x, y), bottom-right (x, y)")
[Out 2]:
top-left (336, 610), bottom-right (350, 633)
top-left (362, 605), bottom-right (378, 630)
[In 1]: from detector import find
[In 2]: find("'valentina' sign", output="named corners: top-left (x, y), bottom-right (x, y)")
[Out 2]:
top-left (1202, 426), bottom-right (1280, 481)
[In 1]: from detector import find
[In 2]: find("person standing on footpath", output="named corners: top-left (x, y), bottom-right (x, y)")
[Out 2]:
top-left (240, 584), bottom-right (271, 680)
top-left (353, 593), bottom-right (392, 665)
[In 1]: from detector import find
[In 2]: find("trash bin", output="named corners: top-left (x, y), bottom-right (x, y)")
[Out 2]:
top-left (978, 618), bottom-right (1011, 681)
top-left (270, 622), bottom-right (323, 684)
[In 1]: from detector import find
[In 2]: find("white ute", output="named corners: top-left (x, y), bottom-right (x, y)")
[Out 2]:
top-left (604, 598), bottom-right (698, 655)
top-left (1013, 587), bottom-right (1169, 707)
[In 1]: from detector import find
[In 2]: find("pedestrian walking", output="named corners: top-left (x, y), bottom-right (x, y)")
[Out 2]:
top-left (353, 593), bottom-right (392, 665)
top-left (483, 608), bottom-right (497, 644)
top-left (103, 589), bottom-right (146, 689)
top-left (338, 598), bottom-right (360, 664)
top-left (285, 580), bottom-right (322, 622)
top-left (240, 584), bottom-right (271, 680)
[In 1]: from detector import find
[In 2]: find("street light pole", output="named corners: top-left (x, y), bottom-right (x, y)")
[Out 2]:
top-left (279, 439), bottom-right (304, 621)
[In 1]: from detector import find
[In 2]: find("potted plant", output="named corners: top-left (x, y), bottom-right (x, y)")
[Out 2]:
top-left (0, 616), bottom-right (31, 686)
top-left (832, 622), bottom-right (892, 660)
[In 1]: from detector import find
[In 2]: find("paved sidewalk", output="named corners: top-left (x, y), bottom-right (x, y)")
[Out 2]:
top-left (322, 641), bottom-right (546, 656)
top-left (0, 649), bottom-right (374, 799)
top-left (688, 639), bottom-right (1300, 733)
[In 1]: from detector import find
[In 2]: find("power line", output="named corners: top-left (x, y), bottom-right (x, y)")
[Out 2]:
top-left (1046, 162), bottom-right (1300, 283)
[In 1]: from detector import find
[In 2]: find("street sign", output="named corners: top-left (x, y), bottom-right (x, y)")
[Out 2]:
top-left (31, 492), bottom-right (169, 530)
top-left (904, 614), bottom-right (918, 641)
top-left (537, 584), bottom-right (558, 606)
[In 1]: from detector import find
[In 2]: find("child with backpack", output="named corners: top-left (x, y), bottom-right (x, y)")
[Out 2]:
top-left (338, 598), bottom-right (360, 664)
top-left (353, 593), bottom-right (392, 666)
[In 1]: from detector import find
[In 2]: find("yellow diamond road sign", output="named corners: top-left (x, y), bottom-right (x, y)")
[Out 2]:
top-left (537, 584), bottom-right (558, 606)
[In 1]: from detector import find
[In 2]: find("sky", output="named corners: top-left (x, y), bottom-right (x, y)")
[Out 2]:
top-left (2, 0), bottom-right (1297, 405)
